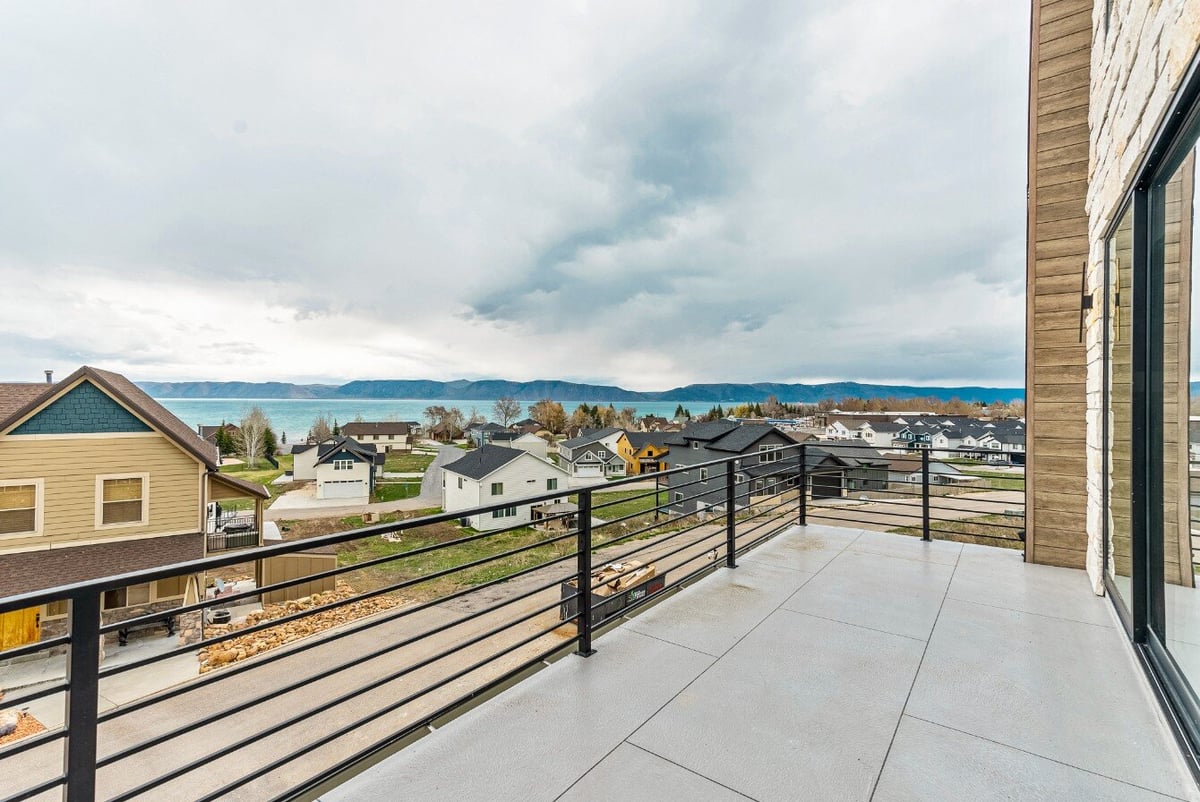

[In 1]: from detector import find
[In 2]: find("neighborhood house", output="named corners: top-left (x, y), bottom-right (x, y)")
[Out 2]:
top-left (0, 366), bottom-right (268, 650)
top-left (441, 444), bottom-right (569, 531)
top-left (292, 436), bottom-right (385, 500)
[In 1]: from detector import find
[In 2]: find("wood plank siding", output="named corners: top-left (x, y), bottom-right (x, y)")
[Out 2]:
top-left (0, 434), bottom-right (202, 552)
top-left (1026, 0), bottom-right (1092, 568)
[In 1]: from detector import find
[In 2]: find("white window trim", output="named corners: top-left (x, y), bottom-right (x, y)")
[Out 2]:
top-left (95, 472), bottom-right (150, 529)
top-left (0, 478), bottom-right (44, 538)
top-left (699, 467), bottom-right (708, 481)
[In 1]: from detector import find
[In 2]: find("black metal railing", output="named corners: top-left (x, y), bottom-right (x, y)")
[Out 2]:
top-left (0, 441), bottom-right (1023, 802)
top-left (206, 512), bottom-right (260, 552)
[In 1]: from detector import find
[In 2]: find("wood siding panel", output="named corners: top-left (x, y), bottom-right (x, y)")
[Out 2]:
top-left (1027, 0), bottom-right (1091, 569)
top-left (0, 435), bottom-right (202, 552)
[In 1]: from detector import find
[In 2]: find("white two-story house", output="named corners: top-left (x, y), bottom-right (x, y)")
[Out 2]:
top-left (442, 444), bottom-right (569, 531)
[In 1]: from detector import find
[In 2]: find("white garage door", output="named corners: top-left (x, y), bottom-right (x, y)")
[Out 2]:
top-left (321, 480), bottom-right (367, 499)
top-left (575, 464), bottom-right (603, 478)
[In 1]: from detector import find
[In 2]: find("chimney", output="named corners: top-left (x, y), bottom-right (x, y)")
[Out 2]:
top-left (44, 370), bottom-right (53, 384)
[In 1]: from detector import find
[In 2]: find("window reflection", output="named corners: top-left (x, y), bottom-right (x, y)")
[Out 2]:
top-left (1107, 206), bottom-right (1133, 604)
top-left (1164, 146), bottom-right (1200, 682)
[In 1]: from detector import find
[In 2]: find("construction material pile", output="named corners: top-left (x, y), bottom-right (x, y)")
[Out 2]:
top-left (198, 582), bottom-right (403, 673)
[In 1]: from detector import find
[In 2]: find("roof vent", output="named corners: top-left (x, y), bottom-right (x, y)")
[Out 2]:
top-left (44, 370), bottom-right (53, 384)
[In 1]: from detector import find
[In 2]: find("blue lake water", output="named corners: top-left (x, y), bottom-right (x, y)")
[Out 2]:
top-left (155, 398), bottom-right (703, 442)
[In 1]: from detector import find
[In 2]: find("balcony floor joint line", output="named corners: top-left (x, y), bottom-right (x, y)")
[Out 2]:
top-left (867, 546), bottom-right (962, 801)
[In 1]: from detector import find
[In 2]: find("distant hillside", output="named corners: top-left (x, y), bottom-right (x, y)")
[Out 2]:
top-left (138, 381), bottom-right (340, 399)
top-left (140, 378), bottom-right (1025, 405)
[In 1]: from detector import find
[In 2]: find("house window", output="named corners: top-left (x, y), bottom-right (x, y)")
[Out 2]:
top-left (759, 445), bottom-right (782, 463)
top-left (103, 582), bottom-right (152, 610)
top-left (699, 467), bottom-right (708, 481)
top-left (334, 459), bottom-right (354, 470)
top-left (691, 442), bottom-right (700, 450)
top-left (491, 505), bottom-right (517, 519)
top-left (673, 492), bottom-right (683, 502)
top-left (491, 482), bottom-right (503, 496)
top-left (547, 478), bottom-right (558, 491)
top-left (0, 479), bottom-right (42, 536)
top-left (97, 474), bottom-right (148, 527)
top-left (458, 477), bottom-right (464, 489)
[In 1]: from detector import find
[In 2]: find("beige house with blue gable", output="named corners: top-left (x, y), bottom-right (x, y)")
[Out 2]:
top-left (0, 366), bottom-right (267, 649)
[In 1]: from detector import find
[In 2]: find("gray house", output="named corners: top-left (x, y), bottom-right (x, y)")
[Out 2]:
top-left (805, 440), bottom-right (890, 495)
top-left (664, 421), bottom-right (800, 515)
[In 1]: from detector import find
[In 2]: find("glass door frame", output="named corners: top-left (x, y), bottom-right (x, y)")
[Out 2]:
top-left (1103, 49), bottom-right (1200, 773)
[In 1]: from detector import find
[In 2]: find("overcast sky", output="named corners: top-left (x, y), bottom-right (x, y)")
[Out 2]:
top-left (1, 1), bottom-right (1029, 391)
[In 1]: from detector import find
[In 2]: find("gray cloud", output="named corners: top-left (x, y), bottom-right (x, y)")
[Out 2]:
top-left (0, 1), bottom-right (1029, 388)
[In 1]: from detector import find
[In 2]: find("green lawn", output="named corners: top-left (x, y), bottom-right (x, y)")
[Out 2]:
top-left (383, 452), bottom-right (436, 473)
top-left (217, 463), bottom-right (285, 485)
top-left (890, 513), bottom-right (1024, 549)
top-left (956, 470), bottom-right (1025, 491)
top-left (337, 523), bottom-right (571, 594)
top-left (580, 489), bottom-right (666, 521)
top-left (371, 481), bottom-right (422, 503)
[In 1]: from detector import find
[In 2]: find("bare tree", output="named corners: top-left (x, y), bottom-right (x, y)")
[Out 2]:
top-left (616, 406), bottom-right (637, 429)
top-left (237, 406), bottom-right (271, 468)
top-left (493, 396), bottom-right (521, 427)
top-left (310, 413), bottom-right (333, 442)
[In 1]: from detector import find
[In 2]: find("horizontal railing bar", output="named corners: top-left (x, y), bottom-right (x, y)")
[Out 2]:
top-left (100, 573), bottom-right (579, 765)
top-left (594, 514), bottom-right (724, 568)
top-left (0, 725), bottom-right (66, 760)
top-left (274, 638), bottom-right (572, 802)
top-left (735, 519), bottom-right (795, 556)
top-left (108, 595), bottom-right (567, 801)
top-left (101, 547), bottom-right (581, 723)
top-left (596, 550), bottom-right (734, 627)
top-left (107, 522), bottom-right (581, 630)
top-left (1, 680), bottom-right (71, 710)
top-left (100, 530), bottom-right (581, 677)
top-left (0, 635), bottom-right (70, 662)
top-left (589, 485), bottom-right (667, 513)
top-left (252, 630), bottom-right (570, 802)
top-left (0, 443), bottom-right (838, 613)
top-left (589, 529), bottom-right (728, 608)
top-left (1, 774), bottom-right (65, 802)
top-left (928, 528), bottom-right (1023, 542)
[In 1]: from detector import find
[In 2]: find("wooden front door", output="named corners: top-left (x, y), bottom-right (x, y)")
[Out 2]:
top-left (0, 607), bottom-right (40, 650)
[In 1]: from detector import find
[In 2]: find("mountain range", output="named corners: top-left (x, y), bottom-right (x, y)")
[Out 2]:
top-left (137, 379), bottom-right (1026, 405)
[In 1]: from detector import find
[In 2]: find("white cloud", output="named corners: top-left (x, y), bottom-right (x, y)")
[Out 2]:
top-left (0, 1), bottom-right (1029, 389)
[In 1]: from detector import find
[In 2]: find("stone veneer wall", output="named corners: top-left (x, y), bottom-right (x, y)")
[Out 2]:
top-left (1084, 1), bottom-right (1200, 592)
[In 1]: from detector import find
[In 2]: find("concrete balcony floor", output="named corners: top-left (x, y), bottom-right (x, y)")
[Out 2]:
top-left (322, 524), bottom-right (1200, 802)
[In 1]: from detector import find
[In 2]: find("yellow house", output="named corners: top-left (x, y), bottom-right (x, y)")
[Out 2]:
top-left (0, 366), bottom-right (267, 648)
top-left (624, 433), bottom-right (671, 475)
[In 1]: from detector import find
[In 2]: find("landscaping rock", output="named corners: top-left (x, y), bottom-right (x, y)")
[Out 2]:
top-left (0, 710), bottom-right (18, 737)
top-left (0, 710), bottom-right (44, 746)
top-left (196, 582), bottom-right (403, 673)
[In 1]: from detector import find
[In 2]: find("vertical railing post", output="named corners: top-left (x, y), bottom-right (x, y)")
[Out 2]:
top-left (63, 590), bottom-right (102, 802)
top-left (725, 461), bottom-right (737, 568)
top-left (575, 488), bottom-right (596, 657)
top-left (921, 448), bottom-right (931, 542)
top-left (798, 444), bottom-right (808, 526)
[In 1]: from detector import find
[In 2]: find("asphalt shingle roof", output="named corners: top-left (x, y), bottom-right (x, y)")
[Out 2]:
top-left (443, 444), bottom-right (526, 480)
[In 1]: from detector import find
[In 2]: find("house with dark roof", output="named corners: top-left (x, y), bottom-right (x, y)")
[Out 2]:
top-left (441, 445), bottom-right (568, 531)
top-left (664, 421), bottom-right (802, 514)
top-left (292, 437), bottom-right (384, 500)
top-left (556, 427), bottom-right (632, 477)
top-left (624, 432), bottom-right (671, 474)
top-left (198, 422), bottom-right (241, 446)
top-left (0, 366), bottom-right (269, 649)
top-left (339, 421), bottom-right (413, 453)
top-left (468, 422), bottom-right (512, 448)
